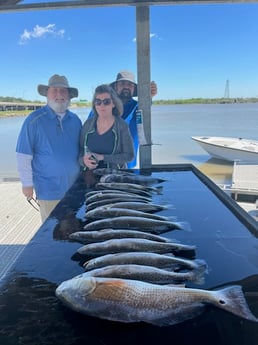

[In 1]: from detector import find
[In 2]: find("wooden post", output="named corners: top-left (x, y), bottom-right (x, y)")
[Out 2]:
top-left (136, 5), bottom-right (152, 169)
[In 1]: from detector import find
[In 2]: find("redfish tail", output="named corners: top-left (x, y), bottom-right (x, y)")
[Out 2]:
top-left (214, 285), bottom-right (258, 322)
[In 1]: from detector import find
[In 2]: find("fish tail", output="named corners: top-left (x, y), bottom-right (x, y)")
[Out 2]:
top-left (173, 221), bottom-right (192, 231)
top-left (155, 186), bottom-right (163, 195)
top-left (213, 285), bottom-right (258, 322)
top-left (193, 259), bottom-right (208, 273)
top-left (191, 264), bottom-right (207, 285)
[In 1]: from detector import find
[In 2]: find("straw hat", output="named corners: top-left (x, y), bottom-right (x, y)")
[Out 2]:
top-left (37, 74), bottom-right (78, 98)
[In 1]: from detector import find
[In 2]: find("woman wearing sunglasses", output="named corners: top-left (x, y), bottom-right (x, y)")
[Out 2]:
top-left (79, 84), bottom-right (135, 170)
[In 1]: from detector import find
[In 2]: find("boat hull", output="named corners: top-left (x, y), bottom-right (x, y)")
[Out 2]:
top-left (192, 136), bottom-right (258, 162)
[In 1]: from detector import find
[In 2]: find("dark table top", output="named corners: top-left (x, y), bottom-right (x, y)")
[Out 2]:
top-left (0, 164), bottom-right (258, 345)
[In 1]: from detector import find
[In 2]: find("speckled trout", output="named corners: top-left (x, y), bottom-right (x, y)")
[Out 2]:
top-left (85, 207), bottom-right (170, 221)
top-left (77, 238), bottom-right (196, 258)
top-left (81, 263), bottom-right (206, 285)
top-left (84, 252), bottom-right (205, 272)
top-left (55, 277), bottom-right (258, 326)
top-left (83, 216), bottom-right (189, 234)
top-left (98, 201), bottom-right (170, 213)
top-left (96, 182), bottom-right (163, 195)
top-left (99, 173), bottom-right (167, 186)
top-left (69, 229), bottom-right (172, 244)
top-left (85, 192), bottom-right (151, 205)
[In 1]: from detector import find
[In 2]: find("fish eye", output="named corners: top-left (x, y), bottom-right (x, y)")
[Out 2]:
top-left (219, 299), bottom-right (226, 305)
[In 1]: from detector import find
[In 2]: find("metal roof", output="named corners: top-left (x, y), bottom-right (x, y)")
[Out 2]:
top-left (0, 0), bottom-right (257, 13)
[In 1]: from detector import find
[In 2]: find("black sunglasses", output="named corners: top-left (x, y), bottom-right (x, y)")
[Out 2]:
top-left (27, 197), bottom-right (40, 211)
top-left (94, 98), bottom-right (112, 106)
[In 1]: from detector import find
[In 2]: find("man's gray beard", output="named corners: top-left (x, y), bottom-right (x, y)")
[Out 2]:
top-left (48, 99), bottom-right (70, 114)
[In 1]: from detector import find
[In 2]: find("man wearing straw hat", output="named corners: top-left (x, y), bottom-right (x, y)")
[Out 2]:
top-left (16, 74), bottom-right (82, 222)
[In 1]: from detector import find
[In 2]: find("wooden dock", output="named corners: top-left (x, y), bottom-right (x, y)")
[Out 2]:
top-left (0, 182), bottom-right (41, 281)
top-left (0, 101), bottom-right (42, 112)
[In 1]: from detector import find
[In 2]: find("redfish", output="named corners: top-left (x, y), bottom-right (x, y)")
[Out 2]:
top-left (55, 277), bottom-right (258, 327)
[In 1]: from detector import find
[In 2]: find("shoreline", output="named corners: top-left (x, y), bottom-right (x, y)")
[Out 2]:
top-left (1, 99), bottom-right (258, 118)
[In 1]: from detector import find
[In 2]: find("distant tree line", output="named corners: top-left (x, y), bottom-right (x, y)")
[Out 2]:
top-left (1, 96), bottom-right (258, 106)
top-left (0, 96), bottom-right (43, 103)
top-left (153, 97), bottom-right (258, 105)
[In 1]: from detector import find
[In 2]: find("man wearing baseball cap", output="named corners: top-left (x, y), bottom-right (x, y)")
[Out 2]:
top-left (110, 71), bottom-right (157, 168)
top-left (16, 74), bottom-right (82, 222)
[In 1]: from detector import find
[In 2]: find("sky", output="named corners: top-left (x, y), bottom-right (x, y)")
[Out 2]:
top-left (0, 2), bottom-right (258, 101)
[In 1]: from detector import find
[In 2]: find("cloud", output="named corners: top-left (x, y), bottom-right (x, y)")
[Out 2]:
top-left (132, 33), bottom-right (161, 43)
top-left (19, 24), bottom-right (65, 45)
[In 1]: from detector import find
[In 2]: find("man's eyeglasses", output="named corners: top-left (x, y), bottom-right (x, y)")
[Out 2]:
top-left (27, 197), bottom-right (40, 211)
top-left (94, 98), bottom-right (112, 106)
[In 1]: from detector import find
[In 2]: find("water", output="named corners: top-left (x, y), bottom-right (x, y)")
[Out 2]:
top-left (1, 103), bottom-right (257, 184)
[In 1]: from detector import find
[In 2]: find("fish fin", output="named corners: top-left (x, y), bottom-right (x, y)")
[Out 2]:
top-left (213, 285), bottom-right (258, 322)
top-left (149, 303), bottom-right (205, 327)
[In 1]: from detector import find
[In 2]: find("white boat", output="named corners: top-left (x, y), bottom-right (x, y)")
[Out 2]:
top-left (191, 136), bottom-right (258, 162)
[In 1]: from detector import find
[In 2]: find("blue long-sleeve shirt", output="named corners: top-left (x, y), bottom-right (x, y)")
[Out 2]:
top-left (16, 105), bottom-right (82, 200)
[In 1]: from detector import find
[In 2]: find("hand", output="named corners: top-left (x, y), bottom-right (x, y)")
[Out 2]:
top-left (22, 186), bottom-right (34, 199)
top-left (150, 81), bottom-right (157, 98)
top-left (83, 153), bottom-right (98, 170)
top-left (93, 153), bottom-right (104, 162)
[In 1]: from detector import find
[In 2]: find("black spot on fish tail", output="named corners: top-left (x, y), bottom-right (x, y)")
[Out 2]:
top-left (213, 286), bottom-right (258, 322)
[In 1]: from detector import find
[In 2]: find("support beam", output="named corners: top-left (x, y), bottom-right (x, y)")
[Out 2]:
top-left (136, 5), bottom-right (152, 169)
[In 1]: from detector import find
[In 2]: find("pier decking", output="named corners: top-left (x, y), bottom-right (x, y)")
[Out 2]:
top-left (0, 182), bottom-right (41, 280)
top-left (0, 101), bottom-right (42, 112)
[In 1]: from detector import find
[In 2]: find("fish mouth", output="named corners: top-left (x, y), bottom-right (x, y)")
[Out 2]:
top-left (56, 276), bottom-right (97, 299)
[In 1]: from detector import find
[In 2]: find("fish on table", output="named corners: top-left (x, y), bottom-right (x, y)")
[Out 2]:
top-left (99, 173), bottom-right (167, 186)
top-left (95, 201), bottom-right (171, 213)
top-left (83, 252), bottom-right (206, 272)
top-left (55, 276), bottom-right (258, 327)
top-left (85, 189), bottom-right (140, 198)
top-left (69, 229), bottom-right (173, 244)
top-left (96, 182), bottom-right (163, 196)
top-left (93, 168), bottom-right (135, 176)
top-left (85, 192), bottom-right (152, 205)
top-left (83, 216), bottom-right (189, 234)
top-left (86, 198), bottom-right (151, 212)
top-left (79, 263), bottom-right (206, 285)
top-left (77, 237), bottom-right (196, 258)
top-left (85, 206), bottom-right (171, 221)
